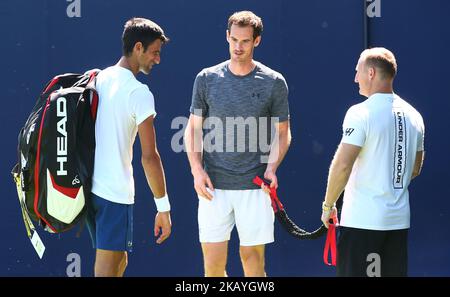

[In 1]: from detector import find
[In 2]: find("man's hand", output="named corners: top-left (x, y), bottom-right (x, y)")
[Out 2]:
top-left (154, 211), bottom-right (171, 244)
top-left (321, 204), bottom-right (337, 229)
top-left (192, 168), bottom-right (215, 200)
top-left (261, 169), bottom-right (278, 195)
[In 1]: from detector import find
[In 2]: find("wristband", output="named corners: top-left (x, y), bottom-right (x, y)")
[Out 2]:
top-left (322, 201), bottom-right (334, 212)
top-left (154, 195), bottom-right (171, 212)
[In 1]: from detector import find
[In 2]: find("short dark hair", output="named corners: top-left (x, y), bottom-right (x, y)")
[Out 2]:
top-left (361, 47), bottom-right (397, 79)
top-left (122, 17), bottom-right (169, 56)
top-left (227, 11), bottom-right (263, 39)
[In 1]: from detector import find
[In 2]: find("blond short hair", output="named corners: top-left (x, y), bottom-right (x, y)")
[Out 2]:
top-left (361, 47), bottom-right (397, 79)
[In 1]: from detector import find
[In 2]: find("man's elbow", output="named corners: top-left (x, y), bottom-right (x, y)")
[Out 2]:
top-left (141, 153), bottom-right (160, 166)
top-left (332, 159), bottom-right (353, 175)
top-left (184, 126), bottom-right (203, 153)
top-left (286, 132), bottom-right (292, 146)
top-left (278, 129), bottom-right (292, 147)
top-left (184, 123), bottom-right (191, 139)
top-left (412, 168), bottom-right (422, 179)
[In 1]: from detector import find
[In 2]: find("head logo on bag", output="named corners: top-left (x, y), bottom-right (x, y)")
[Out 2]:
top-left (56, 96), bottom-right (68, 176)
top-left (12, 69), bottom-right (99, 235)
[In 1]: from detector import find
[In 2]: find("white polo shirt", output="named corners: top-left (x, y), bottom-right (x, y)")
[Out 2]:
top-left (92, 65), bottom-right (156, 204)
top-left (340, 93), bottom-right (424, 230)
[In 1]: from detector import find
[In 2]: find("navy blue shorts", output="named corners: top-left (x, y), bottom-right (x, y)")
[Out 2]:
top-left (85, 193), bottom-right (133, 252)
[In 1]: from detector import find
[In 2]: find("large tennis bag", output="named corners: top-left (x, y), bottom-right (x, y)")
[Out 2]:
top-left (12, 70), bottom-right (99, 236)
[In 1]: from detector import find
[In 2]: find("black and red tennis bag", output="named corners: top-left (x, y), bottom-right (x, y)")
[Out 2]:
top-left (12, 70), bottom-right (99, 234)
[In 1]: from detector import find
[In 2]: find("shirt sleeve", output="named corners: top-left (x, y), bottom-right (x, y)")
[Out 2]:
top-left (270, 75), bottom-right (290, 122)
top-left (189, 71), bottom-right (208, 117)
top-left (341, 105), bottom-right (366, 147)
top-left (130, 86), bottom-right (157, 125)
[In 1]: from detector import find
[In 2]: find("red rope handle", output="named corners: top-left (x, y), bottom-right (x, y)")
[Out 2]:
top-left (323, 215), bottom-right (339, 266)
top-left (253, 176), bottom-right (284, 212)
top-left (253, 176), bottom-right (338, 267)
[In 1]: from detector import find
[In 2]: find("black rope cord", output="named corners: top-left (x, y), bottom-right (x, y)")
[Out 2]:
top-left (253, 176), bottom-right (327, 240)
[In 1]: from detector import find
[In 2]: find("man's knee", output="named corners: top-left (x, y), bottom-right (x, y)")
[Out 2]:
top-left (203, 252), bottom-right (227, 276)
top-left (202, 242), bottom-right (228, 277)
top-left (239, 245), bottom-right (265, 273)
top-left (95, 250), bottom-right (127, 277)
top-left (118, 253), bottom-right (128, 276)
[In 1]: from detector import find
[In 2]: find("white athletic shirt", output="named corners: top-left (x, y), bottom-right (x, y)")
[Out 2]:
top-left (92, 65), bottom-right (156, 204)
top-left (340, 93), bottom-right (424, 230)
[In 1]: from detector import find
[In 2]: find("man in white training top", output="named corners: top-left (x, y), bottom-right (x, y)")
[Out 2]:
top-left (320, 47), bottom-right (425, 277)
top-left (86, 17), bottom-right (172, 277)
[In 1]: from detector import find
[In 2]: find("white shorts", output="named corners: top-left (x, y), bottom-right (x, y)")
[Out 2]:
top-left (198, 189), bottom-right (275, 246)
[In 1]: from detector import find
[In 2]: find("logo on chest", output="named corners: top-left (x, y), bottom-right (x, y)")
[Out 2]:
top-left (251, 92), bottom-right (261, 99)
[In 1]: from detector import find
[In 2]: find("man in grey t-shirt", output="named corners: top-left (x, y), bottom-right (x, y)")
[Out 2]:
top-left (185, 11), bottom-right (291, 277)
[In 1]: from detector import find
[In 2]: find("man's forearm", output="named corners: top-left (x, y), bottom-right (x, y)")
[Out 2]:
top-left (142, 153), bottom-right (167, 198)
top-left (266, 124), bottom-right (291, 172)
top-left (184, 123), bottom-right (204, 173)
top-left (324, 160), bottom-right (353, 206)
top-left (187, 151), bottom-right (203, 173)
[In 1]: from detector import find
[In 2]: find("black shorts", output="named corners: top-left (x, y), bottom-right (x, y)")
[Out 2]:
top-left (337, 226), bottom-right (408, 277)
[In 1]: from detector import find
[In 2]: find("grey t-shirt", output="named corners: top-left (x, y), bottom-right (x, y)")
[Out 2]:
top-left (190, 60), bottom-right (289, 190)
